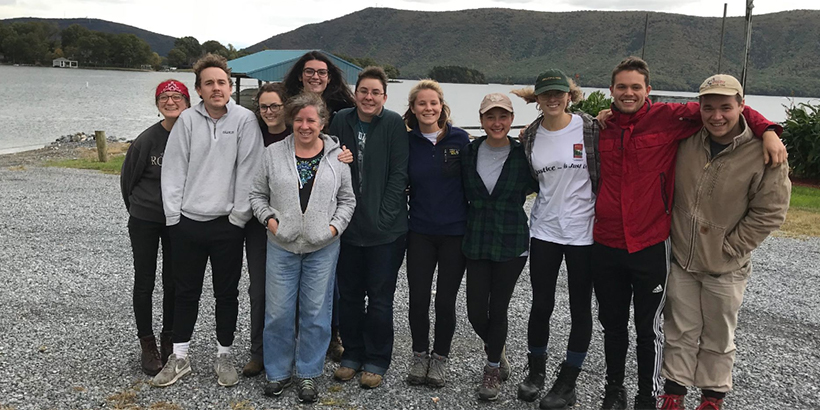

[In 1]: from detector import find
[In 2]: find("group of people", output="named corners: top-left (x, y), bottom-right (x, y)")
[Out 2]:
top-left (120, 51), bottom-right (791, 409)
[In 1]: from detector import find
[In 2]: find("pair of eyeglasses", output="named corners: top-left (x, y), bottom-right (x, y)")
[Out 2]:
top-left (303, 68), bottom-right (329, 78)
top-left (159, 94), bottom-right (184, 103)
top-left (260, 103), bottom-right (284, 113)
top-left (356, 89), bottom-right (384, 97)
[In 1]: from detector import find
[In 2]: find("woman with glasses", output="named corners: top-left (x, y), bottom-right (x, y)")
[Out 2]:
top-left (283, 51), bottom-right (355, 128)
top-left (283, 51), bottom-right (356, 360)
top-left (120, 79), bottom-right (190, 376)
top-left (462, 93), bottom-right (538, 401)
top-left (402, 80), bottom-right (469, 388)
top-left (250, 92), bottom-right (356, 403)
top-left (511, 69), bottom-right (598, 409)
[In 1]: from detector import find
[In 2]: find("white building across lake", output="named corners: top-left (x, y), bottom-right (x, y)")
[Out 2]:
top-left (52, 57), bottom-right (78, 68)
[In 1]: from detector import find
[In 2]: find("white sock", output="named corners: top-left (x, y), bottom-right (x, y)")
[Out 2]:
top-left (217, 342), bottom-right (231, 356)
top-left (173, 342), bottom-right (190, 359)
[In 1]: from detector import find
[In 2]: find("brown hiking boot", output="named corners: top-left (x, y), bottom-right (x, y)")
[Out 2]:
top-left (334, 366), bottom-right (358, 381)
top-left (159, 331), bottom-right (173, 365)
top-left (359, 371), bottom-right (383, 389)
top-left (478, 365), bottom-right (502, 401)
top-left (242, 358), bottom-right (264, 377)
top-left (139, 335), bottom-right (162, 376)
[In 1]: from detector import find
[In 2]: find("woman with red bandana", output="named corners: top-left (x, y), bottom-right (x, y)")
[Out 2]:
top-left (120, 79), bottom-right (190, 376)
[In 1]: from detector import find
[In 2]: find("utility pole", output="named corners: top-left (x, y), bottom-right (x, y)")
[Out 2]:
top-left (641, 13), bottom-right (649, 60)
top-left (718, 3), bottom-right (727, 73)
top-left (741, 0), bottom-right (754, 93)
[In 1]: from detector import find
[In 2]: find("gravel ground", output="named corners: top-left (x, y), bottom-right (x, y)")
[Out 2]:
top-left (0, 164), bottom-right (818, 410)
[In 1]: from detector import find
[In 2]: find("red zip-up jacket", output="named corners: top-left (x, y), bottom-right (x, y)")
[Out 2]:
top-left (594, 101), bottom-right (780, 253)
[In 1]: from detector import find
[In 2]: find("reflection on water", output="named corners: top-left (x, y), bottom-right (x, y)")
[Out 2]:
top-left (1, 65), bottom-right (817, 152)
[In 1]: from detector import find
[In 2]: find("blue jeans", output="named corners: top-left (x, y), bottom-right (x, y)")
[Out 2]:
top-left (263, 239), bottom-right (341, 381)
top-left (336, 234), bottom-right (407, 375)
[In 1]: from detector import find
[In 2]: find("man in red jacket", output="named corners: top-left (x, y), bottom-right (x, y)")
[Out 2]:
top-left (592, 57), bottom-right (787, 410)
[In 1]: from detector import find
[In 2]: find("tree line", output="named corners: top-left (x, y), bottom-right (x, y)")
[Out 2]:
top-left (0, 22), bottom-right (247, 70)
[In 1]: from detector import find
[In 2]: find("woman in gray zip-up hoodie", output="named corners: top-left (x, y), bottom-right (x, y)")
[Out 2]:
top-left (248, 93), bottom-right (355, 402)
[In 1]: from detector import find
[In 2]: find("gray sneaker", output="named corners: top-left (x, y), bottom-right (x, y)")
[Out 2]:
top-left (406, 351), bottom-right (429, 385)
top-left (499, 345), bottom-right (511, 381)
top-left (215, 353), bottom-right (239, 387)
top-left (152, 354), bottom-right (191, 387)
top-left (425, 352), bottom-right (448, 387)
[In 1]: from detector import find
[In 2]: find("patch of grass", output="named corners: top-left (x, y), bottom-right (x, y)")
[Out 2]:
top-left (106, 389), bottom-right (138, 409)
top-left (1, 405), bottom-right (16, 410)
top-left (148, 402), bottom-right (181, 410)
top-left (777, 208), bottom-right (820, 238)
top-left (47, 154), bottom-right (125, 175)
top-left (790, 185), bottom-right (820, 211)
top-left (6, 165), bottom-right (25, 171)
top-left (45, 142), bottom-right (129, 175)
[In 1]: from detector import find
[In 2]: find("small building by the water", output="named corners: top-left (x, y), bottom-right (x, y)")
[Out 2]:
top-left (227, 50), bottom-right (362, 106)
top-left (52, 58), bottom-right (78, 68)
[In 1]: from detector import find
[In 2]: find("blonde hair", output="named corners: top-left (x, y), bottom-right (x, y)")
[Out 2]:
top-left (511, 78), bottom-right (584, 112)
top-left (403, 79), bottom-right (451, 132)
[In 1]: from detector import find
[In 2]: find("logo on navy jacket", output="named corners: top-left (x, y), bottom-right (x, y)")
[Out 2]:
top-left (573, 144), bottom-right (583, 160)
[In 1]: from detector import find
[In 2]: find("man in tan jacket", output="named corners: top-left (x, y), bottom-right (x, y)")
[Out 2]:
top-left (657, 74), bottom-right (791, 410)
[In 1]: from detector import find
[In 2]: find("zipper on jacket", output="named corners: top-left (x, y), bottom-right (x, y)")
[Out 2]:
top-left (659, 172), bottom-right (669, 214)
top-left (619, 129), bottom-right (625, 150)
top-left (210, 117), bottom-right (220, 140)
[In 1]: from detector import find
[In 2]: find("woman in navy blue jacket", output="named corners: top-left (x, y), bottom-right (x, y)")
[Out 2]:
top-left (403, 80), bottom-right (470, 388)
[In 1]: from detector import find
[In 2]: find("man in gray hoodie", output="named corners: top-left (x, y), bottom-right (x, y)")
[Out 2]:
top-left (153, 53), bottom-right (263, 388)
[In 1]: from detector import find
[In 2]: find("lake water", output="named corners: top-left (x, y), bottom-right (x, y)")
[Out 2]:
top-left (1, 65), bottom-right (817, 154)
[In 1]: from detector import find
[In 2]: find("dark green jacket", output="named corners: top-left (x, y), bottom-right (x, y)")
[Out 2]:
top-left (328, 107), bottom-right (409, 246)
top-left (461, 136), bottom-right (538, 262)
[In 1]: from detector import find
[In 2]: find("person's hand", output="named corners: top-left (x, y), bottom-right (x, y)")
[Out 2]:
top-left (267, 218), bottom-right (278, 234)
top-left (338, 145), bottom-right (353, 164)
top-left (596, 109), bottom-right (612, 129)
top-left (762, 130), bottom-right (788, 167)
top-left (330, 225), bottom-right (338, 237)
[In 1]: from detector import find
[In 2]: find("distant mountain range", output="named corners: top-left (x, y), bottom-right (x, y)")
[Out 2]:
top-left (246, 7), bottom-right (820, 97)
top-left (0, 17), bottom-right (176, 56)
top-left (5, 9), bottom-right (820, 96)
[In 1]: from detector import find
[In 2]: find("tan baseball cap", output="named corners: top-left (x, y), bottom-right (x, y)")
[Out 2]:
top-left (479, 93), bottom-right (514, 115)
top-left (699, 74), bottom-right (744, 98)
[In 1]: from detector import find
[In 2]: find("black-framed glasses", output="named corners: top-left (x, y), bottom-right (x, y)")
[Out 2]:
top-left (356, 88), bottom-right (384, 97)
top-left (260, 103), bottom-right (284, 113)
top-left (159, 94), bottom-right (184, 103)
top-left (303, 68), bottom-right (329, 78)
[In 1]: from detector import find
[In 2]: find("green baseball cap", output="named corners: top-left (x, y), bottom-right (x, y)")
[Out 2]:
top-left (534, 69), bottom-right (570, 94)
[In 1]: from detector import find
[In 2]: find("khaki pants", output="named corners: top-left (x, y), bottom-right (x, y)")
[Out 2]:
top-left (661, 260), bottom-right (750, 392)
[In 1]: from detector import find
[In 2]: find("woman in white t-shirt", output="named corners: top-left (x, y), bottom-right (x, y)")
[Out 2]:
top-left (511, 69), bottom-right (600, 409)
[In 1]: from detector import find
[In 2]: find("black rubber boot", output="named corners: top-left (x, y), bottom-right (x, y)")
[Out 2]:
top-left (139, 334), bottom-right (162, 376)
top-left (540, 361), bottom-right (581, 409)
top-left (517, 353), bottom-right (547, 402)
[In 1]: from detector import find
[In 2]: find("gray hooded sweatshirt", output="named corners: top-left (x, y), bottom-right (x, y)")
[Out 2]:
top-left (161, 99), bottom-right (263, 227)
top-left (249, 133), bottom-right (356, 254)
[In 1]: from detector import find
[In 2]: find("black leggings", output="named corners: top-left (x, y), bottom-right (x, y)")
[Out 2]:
top-left (527, 238), bottom-right (593, 354)
top-left (466, 256), bottom-right (527, 363)
top-left (406, 231), bottom-right (466, 357)
top-left (128, 216), bottom-right (174, 338)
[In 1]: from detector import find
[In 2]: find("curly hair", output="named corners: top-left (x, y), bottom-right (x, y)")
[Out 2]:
top-left (193, 53), bottom-right (233, 88)
top-left (403, 79), bottom-right (451, 131)
top-left (511, 78), bottom-right (584, 113)
top-left (282, 51), bottom-right (355, 114)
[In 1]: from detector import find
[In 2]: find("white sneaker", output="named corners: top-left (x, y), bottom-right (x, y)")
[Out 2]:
top-left (215, 353), bottom-right (238, 387)
top-left (152, 354), bottom-right (191, 387)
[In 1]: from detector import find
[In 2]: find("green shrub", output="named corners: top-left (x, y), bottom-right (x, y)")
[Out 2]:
top-left (782, 102), bottom-right (820, 179)
top-left (569, 91), bottom-right (612, 117)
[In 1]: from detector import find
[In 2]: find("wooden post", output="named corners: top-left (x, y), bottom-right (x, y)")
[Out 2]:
top-left (95, 130), bottom-right (108, 163)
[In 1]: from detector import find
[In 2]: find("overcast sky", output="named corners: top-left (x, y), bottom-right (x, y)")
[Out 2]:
top-left (1, 0), bottom-right (817, 48)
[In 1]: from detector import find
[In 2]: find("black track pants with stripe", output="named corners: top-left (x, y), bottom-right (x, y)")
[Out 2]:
top-left (591, 238), bottom-right (669, 399)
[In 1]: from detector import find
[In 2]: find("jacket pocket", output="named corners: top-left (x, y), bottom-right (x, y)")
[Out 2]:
top-left (441, 146), bottom-right (462, 178)
top-left (690, 219), bottom-right (732, 273)
top-left (633, 133), bottom-right (668, 172)
top-left (274, 212), bottom-right (298, 242)
top-left (304, 210), bottom-right (332, 245)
